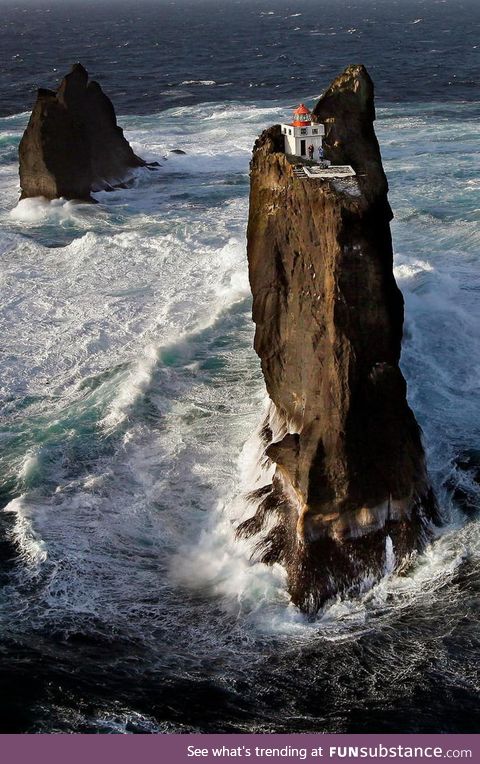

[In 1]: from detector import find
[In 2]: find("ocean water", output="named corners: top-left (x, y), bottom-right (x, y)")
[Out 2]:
top-left (0, 0), bottom-right (479, 734)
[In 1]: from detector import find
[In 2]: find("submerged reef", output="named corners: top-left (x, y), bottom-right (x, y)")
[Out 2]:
top-left (19, 63), bottom-right (150, 201)
top-left (241, 65), bottom-right (439, 614)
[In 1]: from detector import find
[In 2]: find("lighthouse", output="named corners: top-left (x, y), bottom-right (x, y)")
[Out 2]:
top-left (281, 103), bottom-right (325, 159)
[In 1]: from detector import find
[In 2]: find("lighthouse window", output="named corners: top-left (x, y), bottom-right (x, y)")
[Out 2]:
top-left (300, 128), bottom-right (307, 135)
top-left (288, 129), bottom-right (292, 135)
top-left (283, 127), bottom-right (287, 134)
top-left (312, 128), bottom-right (318, 134)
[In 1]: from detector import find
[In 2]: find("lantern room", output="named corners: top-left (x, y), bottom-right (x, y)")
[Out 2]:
top-left (292, 103), bottom-right (312, 127)
top-left (281, 102), bottom-right (326, 160)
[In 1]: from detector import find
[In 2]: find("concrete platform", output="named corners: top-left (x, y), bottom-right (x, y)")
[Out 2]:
top-left (303, 165), bottom-right (356, 178)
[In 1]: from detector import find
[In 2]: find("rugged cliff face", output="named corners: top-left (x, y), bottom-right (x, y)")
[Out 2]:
top-left (241, 65), bottom-right (438, 614)
top-left (19, 64), bottom-right (148, 201)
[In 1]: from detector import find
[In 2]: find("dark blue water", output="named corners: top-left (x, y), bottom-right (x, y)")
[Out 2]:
top-left (0, 0), bottom-right (479, 735)
top-left (0, 0), bottom-right (479, 117)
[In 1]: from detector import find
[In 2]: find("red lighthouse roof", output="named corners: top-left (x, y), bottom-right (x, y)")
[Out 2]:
top-left (292, 103), bottom-right (312, 127)
top-left (293, 103), bottom-right (311, 115)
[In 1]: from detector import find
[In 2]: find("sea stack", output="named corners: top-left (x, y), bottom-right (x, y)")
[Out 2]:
top-left (241, 65), bottom-right (438, 614)
top-left (19, 63), bottom-right (147, 201)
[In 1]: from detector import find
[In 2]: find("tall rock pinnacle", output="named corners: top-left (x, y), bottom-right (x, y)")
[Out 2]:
top-left (19, 64), bottom-right (147, 201)
top-left (241, 65), bottom-right (439, 614)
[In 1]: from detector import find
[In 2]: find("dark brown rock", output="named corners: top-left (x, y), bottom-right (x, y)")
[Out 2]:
top-left (19, 64), bottom-right (147, 201)
top-left (240, 65), bottom-right (439, 614)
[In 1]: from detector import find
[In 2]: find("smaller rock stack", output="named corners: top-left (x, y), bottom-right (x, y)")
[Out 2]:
top-left (19, 64), bottom-right (149, 201)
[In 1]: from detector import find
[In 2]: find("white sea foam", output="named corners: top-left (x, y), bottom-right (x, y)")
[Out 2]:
top-left (17, 450), bottom-right (40, 484)
top-left (0, 99), bottom-right (478, 650)
top-left (181, 80), bottom-right (216, 86)
top-left (101, 344), bottom-right (159, 430)
top-left (384, 535), bottom-right (396, 574)
top-left (170, 408), bottom-right (284, 618)
top-left (4, 496), bottom-right (48, 566)
top-left (10, 196), bottom-right (81, 223)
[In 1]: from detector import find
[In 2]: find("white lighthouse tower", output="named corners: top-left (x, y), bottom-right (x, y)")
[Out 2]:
top-left (281, 103), bottom-right (325, 159)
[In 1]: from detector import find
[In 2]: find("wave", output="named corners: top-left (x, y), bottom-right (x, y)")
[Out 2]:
top-left (181, 80), bottom-right (217, 86)
top-left (9, 195), bottom-right (85, 223)
top-left (4, 495), bottom-right (48, 566)
top-left (172, 406), bottom-right (476, 637)
top-left (101, 345), bottom-right (159, 431)
top-left (0, 111), bottom-right (30, 122)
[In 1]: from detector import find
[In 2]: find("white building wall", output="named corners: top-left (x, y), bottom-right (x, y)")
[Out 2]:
top-left (281, 123), bottom-right (325, 158)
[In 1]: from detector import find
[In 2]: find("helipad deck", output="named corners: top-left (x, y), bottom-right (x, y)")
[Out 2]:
top-left (302, 165), bottom-right (356, 179)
